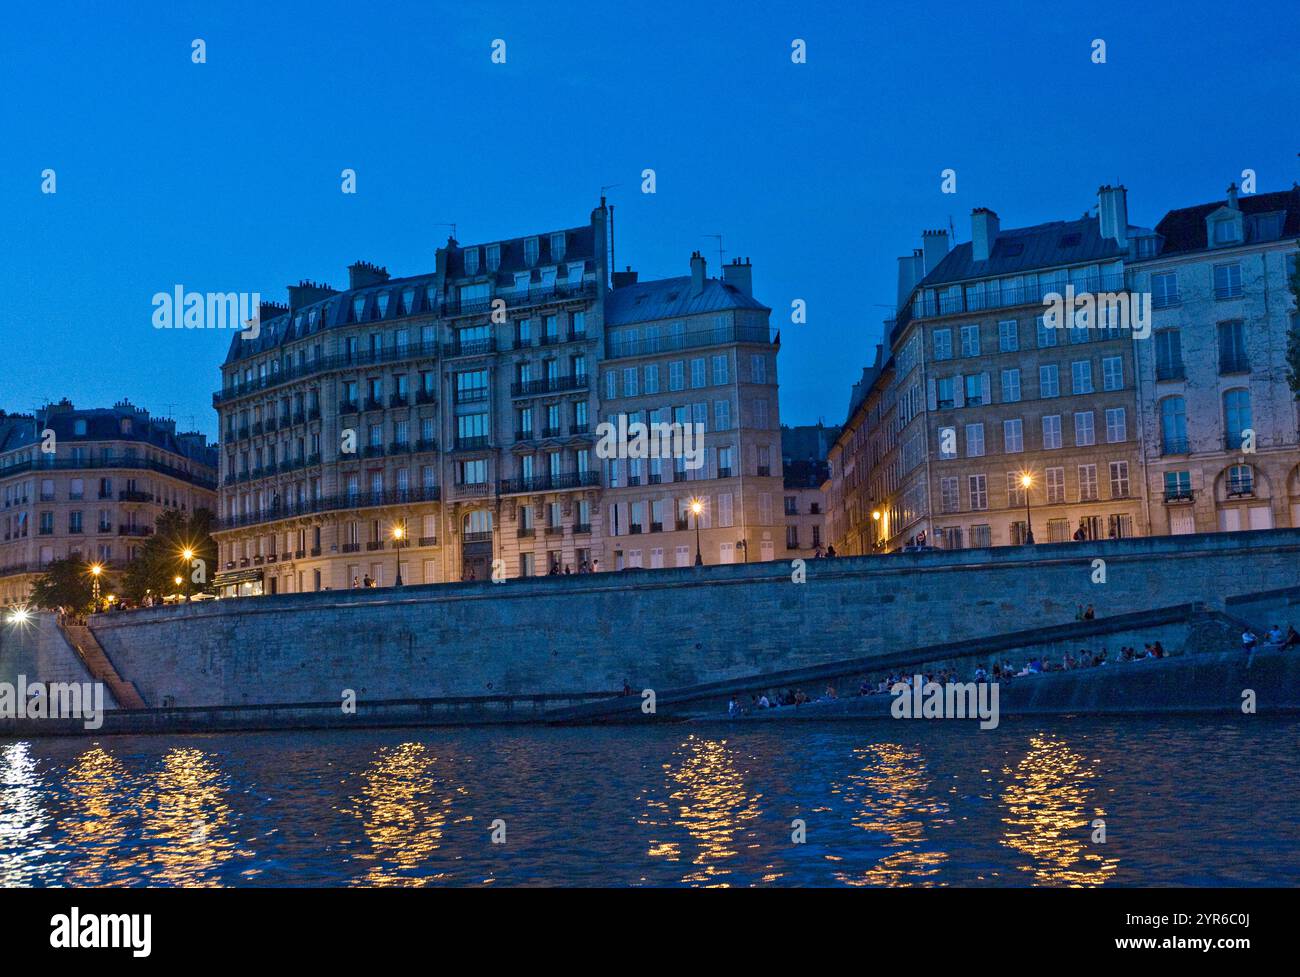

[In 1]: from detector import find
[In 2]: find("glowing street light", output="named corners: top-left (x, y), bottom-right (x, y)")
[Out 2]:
top-left (88, 562), bottom-right (103, 611)
top-left (689, 498), bottom-right (705, 566)
top-left (1020, 472), bottom-right (1036, 545)
top-left (391, 523), bottom-right (406, 586)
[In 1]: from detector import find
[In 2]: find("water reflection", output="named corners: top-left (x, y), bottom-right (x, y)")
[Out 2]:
top-left (1000, 734), bottom-right (1119, 886)
top-left (139, 747), bottom-right (243, 886)
top-left (57, 747), bottom-right (137, 886)
top-left (345, 741), bottom-right (470, 887)
top-left (829, 742), bottom-right (950, 886)
top-left (640, 735), bottom-right (765, 886)
top-left (0, 742), bottom-right (54, 886)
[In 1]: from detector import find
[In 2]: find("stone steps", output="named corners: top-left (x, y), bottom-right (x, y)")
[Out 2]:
top-left (58, 620), bottom-right (147, 709)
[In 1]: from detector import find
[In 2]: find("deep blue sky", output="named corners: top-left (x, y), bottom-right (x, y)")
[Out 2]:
top-left (2, 0), bottom-right (1297, 440)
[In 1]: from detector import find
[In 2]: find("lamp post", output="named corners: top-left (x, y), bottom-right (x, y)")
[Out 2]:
top-left (180, 547), bottom-right (194, 600)
top-left (690, 499), bottom-right (704, 566)
top-left (1020, 473), bottom-right (1036, 544)
top-left (871, 510), bottom-right (881, 551)
top-left (736, 538), bottom-right (748, 563)
top-left (391, 523), bottom-right (405, 586)
top-left (89, 563), bottom-right (103, 614)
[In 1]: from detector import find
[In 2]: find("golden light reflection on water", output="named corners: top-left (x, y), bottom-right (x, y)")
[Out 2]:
top-left (639, 735), bottom-right (767, 886)
top-left (999, 734), bottom-right (1119, 886)
top-left (829, 742), bottom-right (951, 887)
top-left (139, 747), bottom-right (244, 886)
top-left (0, 742), bottom-right (53, 886)
top-left (345, 741), bottom-right (470, 887)
top-left (56, 747), bottom-right (136, 886)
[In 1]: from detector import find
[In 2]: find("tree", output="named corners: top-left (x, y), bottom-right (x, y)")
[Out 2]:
top-left (29, 557), bottom-right (108, 615)
top-left (1287, 258), bottom-right (1300, 397)
top-left (120, 507), bottom-right (218, 603)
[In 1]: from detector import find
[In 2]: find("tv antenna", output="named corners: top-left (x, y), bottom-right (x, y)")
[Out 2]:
top-left (704, 234), bottom-right (726, 270)
top-left (433, 222), bottom-right (458, 242)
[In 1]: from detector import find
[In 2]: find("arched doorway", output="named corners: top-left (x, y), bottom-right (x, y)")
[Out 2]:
top-left (461, 510), bottom-right (493, 581)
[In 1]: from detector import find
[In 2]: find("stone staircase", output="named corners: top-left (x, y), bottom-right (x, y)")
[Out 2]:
top-left (57, 619), bottom-right (147, 709)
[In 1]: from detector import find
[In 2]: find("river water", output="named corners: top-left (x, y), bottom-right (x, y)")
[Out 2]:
top-left (2, 717), bottom-right (1297, 887)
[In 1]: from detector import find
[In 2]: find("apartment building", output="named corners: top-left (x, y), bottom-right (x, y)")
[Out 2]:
top-left (831, 186), bottom-right (1151, 552)
top-left (1130, 183), bottom-right (1300, 533)
top-left (211, 203), bottom-right (785, 593)
top-left (781, 422), bottom-right (839, 555)
top-left (598, 254), bottom-right (785, 568)
top-left (0, 400), bottom-right (218, 605)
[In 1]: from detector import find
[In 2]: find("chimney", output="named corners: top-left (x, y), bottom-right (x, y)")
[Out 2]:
top-left (722, 257), bottom-right (753, 297)
top-left (896, 250), bottom-right (925, 308)
top-left (970, 208), bottom-right (1000, 262)
top-left (348, 261), bottom-right (390, 290)
top-left (1226, 181), bottom-right (1240, 210)
top-left (690, 251), bottom-right (707, 296)
top-left (287, 280), bottom-right (338, 312)
top-left (921, 229), bottom-right (949, 274)
top-left (259, 300), bottom-right (289, 325)
top-left (612, 265), bottom-right (639, 289)
top-left (591, 199), bottom-right (609, 293)
top-left (1097, 185), bottom-right (1129, 247)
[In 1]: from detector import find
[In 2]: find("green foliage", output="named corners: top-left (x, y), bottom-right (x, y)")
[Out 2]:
top-left (1287, 258), bottom-right (1300, 397)
top-left (120, 507), bottom-right (218, 602)
top-left (29, 557), bottom-right (106, 615)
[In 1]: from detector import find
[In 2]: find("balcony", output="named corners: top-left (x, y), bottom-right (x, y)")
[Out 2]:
top-left (606, 323), bottom-right (779, 360)
top-left (364, 445), bottom-right (385, 458)
top-left (541, 427), bottom-right (561, 438)
top-left (366, 541), bottom-right (384, 551)
top-left (211, 486), bottom-right (443, 532)
top-left (455, 436), bottom-right (491, 451)
top-left (570, 423), bottom-right (590, 436)
top-left (416, 390), bottom-right (437, 405)
top-left (295, 549), bottom-right (307, 559)
top-left (574, 523), bottom-right (591, 534)
top-left (252, 421), bottom-right (264, 436)
top-left (650, 521), bottom-right (663, 533)
top-left (676, 518), bottom-right (690, 531)
top-left (310, 546), bottom-right (322, 556)
top-left (717, 467), bottom-right (732, 479)
top-left (516, 430), bottom-right (535, 443)
top-left (363, 398), bottom-right (384, 412)
top-left (418, 536), bottom-right (437, 546)
top-left (307, 407), bottom-right (321, 421)
top-left (306, 453), bottom-right (321, 466)
top-left (118, 525), bottom-right (153, 537)
top-left (282, 414), bottom-right (296, 427)
top-left (442, 338), bottom-right (496, 358)
top-left (517, 527), bottom-right (535, 538)
top-left (456, 388), bottom-right (490, 405)
top-left (342, 542), bottom-right (361, 553)
top-left (1163, 489), bottom-right (1195, 504)
top-left (464, 530), bottom-right (493, 544)
top-left (237, 426), bottom-right (250, 440)
top-left (339, 400), bottom-right (359, 415)
top-left (1219, 355), bottom-right (1251, 375)
top-left (510, 374), bottom-right (588, 397)
top-left (455, 482), bottom-right (492, 498)
top-left (1155, 363), bottom-right (1185, 381)
top-left (442, 280), bottom-right (596, 318)
top-left (496, 470), bottom-right (600, 494)
top-left (390, 393), bottom-right (409, 408)
top-left (648, 473), bottom-right (662, 484)
top-left (630, 525), bottom-right (643, 535)
top-left (1226, 479), bottom-right (1255, 499)
top-left (389, 441), bottom-right (412, 455)
top-left (1161, 437), bottom-right (1189, 456)
top-left (544, 526), bottom-right (562, 536)
top-left (118, 490), bottom-right (152, 502)
top-left (756, 466), bottom-right (771, 477)
top-left (414, 439), bottom-right (438, 452)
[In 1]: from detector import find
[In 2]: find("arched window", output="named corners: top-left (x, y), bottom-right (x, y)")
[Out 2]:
top-left (1223, 389), bottom-right (1252, 450)
top-left (463, 510), bottom-right (493, 535)
top-left (1226, 464), bottom-right (1253, 497)
top-left (1159, 397), bottom-right (1186, 454)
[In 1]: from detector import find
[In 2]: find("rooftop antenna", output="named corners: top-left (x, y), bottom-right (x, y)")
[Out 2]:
top-left (948, 215), bottom-right (957, 242)
top-left (704, 234), bottom-right (726, 271)
top-left (433, 222), bottom-right (458, 242)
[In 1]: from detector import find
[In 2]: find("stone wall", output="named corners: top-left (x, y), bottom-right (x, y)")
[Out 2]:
top-left (78, 528), bottom-right (1300, 709)
top-left (0, 613), bottom-right (112, 703)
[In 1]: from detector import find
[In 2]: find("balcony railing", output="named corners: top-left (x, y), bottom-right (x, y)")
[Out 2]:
top-left (497, 471), bottom-right (600, 494)
top-left (605, 324), bottom-right (777, 360)
top-left (0, 455), bottom-right (216, 491)
top-left (442, 338), bottom-right (496, 358)
top-left (1161, 437), bottom-right (1189, 456)
top-left (510, 374), bottom-right (588, 397)
top-left (213, 485), bottom-right (443, 531)
top-left (118, 490), bottom-right (153, 502)
top-left (1163, 489), bottom-right (1195, 504)
top-left (1219, 355), bottom-right (1250, 375)
top-left (1155, 363), bottom-right (1185, 381)
top-left (454, 436), bottom-right (491, 451)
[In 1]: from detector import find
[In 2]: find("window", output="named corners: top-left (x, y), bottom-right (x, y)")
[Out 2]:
top-left (1164, 470), bottom-right (1192, 501)
top-left (1039, 364), bottom-right (1059, 398)
top-left (998, 319), bottom-right (1019, 352)
top-left (622, 367), bottom-right (638, 398)
top-left (1161, 397), bottom-right (1188, 454)
top-left (965, 423), bottom-right (985, 457)
top-left (938, 426), bottom-right (957, 460)
top-left (751, 354), bottom-right (768, 384)
top-left (1213, 263), bottom-right (1242, 298)
top-left (1102, 356), bottom-right (1123, 391)
top-left (1003, 418), bottom-right (1024, 453)
top-left (1001, 368), bottom-right (1021, 403)
top-left (1109, 461), bottom-right (1130, 499)
top-left (1074, 411), bottom-right (1096, 446)
top-left (711, 354), bottom-right (729, 385)
top-left (1036, 316), bottom-right (1058, 348)
top-left (1105, 407), bottom-right (1127, 443)
top-left (1071, 360), bottom-right (1093, 394)
top-left (968, 474), bottom-right (988, 511)
top-left (940, 477), bottom-right (960, 513)
top-left (1078, 464), bottom-right (1099, 502)
top-left (463, 248), bottom-right (479, 275)
top-left (1046, 467), bottom-right (1066, 504)
top-left (937, 377), bottom-right (955, 409)
top-left (960, 324), bottom-right (980, 357)
top-left (644, 364), bottom-right (660, 394)
top-left (1007, 473), bottom-right (1027, 507)
top-left (1227, 464), bottom-right (1254, 496)
top-left (1214, 219), bottom-right (1240, 245)
top-left (1042, 415), bottom-right (1062, 450)
top-left (964, 374), bottom-right (984, 406)
top-left (1217, 321), bottom-right (1249, 373)
top-left (1151, 271), bottom-right (1179, 307)
top-left (1223, 389), bottom-right (1252, 450)
top-left (669, 361), bottom-right (685, 391)
top-left (933, 329), bottom-right (952, 361)
top-left (969, 525), bottom-right (991, 547)
top-left (550, 232), bottom-right (566, 262)
top-left (524, 237), bottom-right (540, 266)
top-left (714, 400), bottom-right (731, 431)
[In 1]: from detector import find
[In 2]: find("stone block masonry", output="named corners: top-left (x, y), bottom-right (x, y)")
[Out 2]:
top-left (82, 528), bottom-right (1300, 709)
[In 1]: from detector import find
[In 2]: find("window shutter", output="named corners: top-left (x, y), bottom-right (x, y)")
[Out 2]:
top-left (954, 377), bottom-right (965, 408)
top-left (926, 378), bottom-right (937, 411)
top-left (981, 372), bottom-right (991, 404)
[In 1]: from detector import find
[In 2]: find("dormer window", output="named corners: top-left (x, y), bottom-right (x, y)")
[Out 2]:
top-left (401, 286), bottom-right (415, 314)
top-left (74, 420), bottom-right (87, 436)
top-left (464, 248), bottom-right (480, 275)
top-left (376, 293), bottom-right (391, 318)
top-left (120, 418), bottom-right (133, 435)
top-left (1214, 220), bottom-right (1239, 244)
top-left (525, 237), bottom-right (539, 266)
top-left (550, 233), bottom-right (566, 262)
top-left (352, 296), bottom-right (367, 322)
top-left (1135, 236), bottom-right (1158, 259)
top-left (486, 244), bottom-right (501, 272)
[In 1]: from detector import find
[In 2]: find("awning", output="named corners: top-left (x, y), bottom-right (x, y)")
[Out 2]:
top-left (214, 568), bottom-right (265, 586)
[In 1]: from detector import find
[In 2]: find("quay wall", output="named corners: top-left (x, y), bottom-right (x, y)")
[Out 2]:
top-left (74, 529), bottom-right (1300, 709)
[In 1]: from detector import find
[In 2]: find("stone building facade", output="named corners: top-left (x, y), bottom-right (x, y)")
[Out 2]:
top-left (0, 400), bottom-right (217, 605)
top-left (211, 203), bottom-right (784, 594)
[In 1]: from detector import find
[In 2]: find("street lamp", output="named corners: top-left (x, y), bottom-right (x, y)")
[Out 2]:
top-left (391, 523), bottom-right (405, 586)
top-left (180, 547), bottom-right (195, 600)
top-left (871, 509), bottom-right (882, 551)
top-left (1020, 472), bottom-right (1036, 544)
top-left (689, 498), bottom-right (704, 566)
top-left (89, 563), bottom-right (103, 613)
top-left (736, 538), bottom-right (748, 563)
